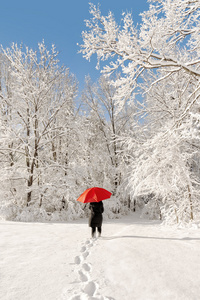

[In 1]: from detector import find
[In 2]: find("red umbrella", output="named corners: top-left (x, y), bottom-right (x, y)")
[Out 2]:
top-left (77, 187), bottom-right (112, 203)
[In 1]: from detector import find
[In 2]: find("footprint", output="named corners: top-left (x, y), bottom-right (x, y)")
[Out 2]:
top-left (81, 246), bottom-right (86, 252)
top-left (78, 270), bottom-right (90, 282)
top-left (82, 251), bottom-right (90, 259)
top-left (82, 263), bottom-right (91, 272)
top-left (69, 295), bottom-right (81, 300)
top-left (74, 256), bottom-right (82, 265)
top-left (83, 281), bottom-right (98, 296)
top-left (70, 294), bottom-right (115, 300)
top-left (86, 239), bottom-right (96, 247)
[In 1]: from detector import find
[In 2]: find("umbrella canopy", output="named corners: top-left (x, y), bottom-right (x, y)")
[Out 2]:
top-left (77, 187), bottom-right (112, 203)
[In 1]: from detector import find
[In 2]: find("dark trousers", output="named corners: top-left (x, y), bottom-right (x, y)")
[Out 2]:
top-left (91, 226), bottom-right (101, 237)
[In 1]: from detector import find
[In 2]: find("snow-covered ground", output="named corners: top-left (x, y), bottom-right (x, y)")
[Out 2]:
top-left (1, 213), bottom-right (200, 300)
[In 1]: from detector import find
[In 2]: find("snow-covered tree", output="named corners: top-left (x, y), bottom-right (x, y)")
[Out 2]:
top-left (82, 75), bottom-right (136, 196)
top-left (0, 42), bottom-right (78, 213)
top-left (80, 1), bottom-right (200, 224)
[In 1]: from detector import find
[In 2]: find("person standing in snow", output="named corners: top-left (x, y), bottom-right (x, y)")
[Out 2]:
top-left (88, 201), bottom-right (104, 238)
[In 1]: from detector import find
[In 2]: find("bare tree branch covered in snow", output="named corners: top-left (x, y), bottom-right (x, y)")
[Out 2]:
top-left (80, 0), bottom-right (200, 122)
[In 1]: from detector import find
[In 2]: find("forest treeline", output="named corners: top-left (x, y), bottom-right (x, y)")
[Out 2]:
top-left (0, 0), bottom-right (200, 224)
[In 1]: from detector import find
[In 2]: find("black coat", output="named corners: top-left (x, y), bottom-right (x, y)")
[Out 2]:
top-left (88, 201), bottom-right (104, 228)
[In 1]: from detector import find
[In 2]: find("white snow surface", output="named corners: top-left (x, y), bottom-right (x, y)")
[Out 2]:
top-left (1, 213), bottom-right (200, 300)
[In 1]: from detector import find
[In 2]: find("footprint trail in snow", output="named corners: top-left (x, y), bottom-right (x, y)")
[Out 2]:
top-left (64, 237), bottom-right (115, 300)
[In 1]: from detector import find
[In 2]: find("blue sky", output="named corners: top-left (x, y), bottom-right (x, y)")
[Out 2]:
top-left (0, 0), bottom-right (149, 93)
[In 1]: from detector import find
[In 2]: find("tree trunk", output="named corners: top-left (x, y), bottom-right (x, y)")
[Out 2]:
top-left (52, 141), bottom-right (57, 162)
top-left (187, 184), bottom-right (193, 220)
top-left (27, 175), bottom-right (33, 206)
top-left (133, 199), bottom-right (136, 212)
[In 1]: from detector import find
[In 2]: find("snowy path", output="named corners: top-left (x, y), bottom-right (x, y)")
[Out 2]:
top-left (1, 214), bottom-right (200, 300)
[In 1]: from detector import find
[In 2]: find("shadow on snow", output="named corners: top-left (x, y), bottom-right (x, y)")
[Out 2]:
top-left (100, 236), bottom-right (200, 241)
